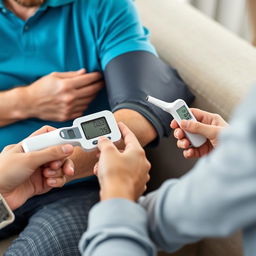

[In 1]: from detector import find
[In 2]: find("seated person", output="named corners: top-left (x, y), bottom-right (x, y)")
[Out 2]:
top-left (0, 0), bottom-right (193, 255)
top-left (80, 86), bottom-right (256, 256)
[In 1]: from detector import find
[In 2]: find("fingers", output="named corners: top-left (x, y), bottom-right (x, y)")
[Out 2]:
top-left (52, 69), bottom-right (86, 78)
top-left (180, 120), bottom-right (221, 140)
top-left (43, 158), bottom-right (74, 188)
top-left (183, 148), bottom-right (199, 158)
top-left (189, 108), bottom-right (218, 123)
top-left (69, 72), bottom-right (103, 89)
top-left (93, 162), bottom-right (99, 176)
top-left (173, 128), bottom-right (185, 140)
top-left (118, 122), bottom-right (141, 150)
top-left (2, 144), bottom-right (16, 153)
top-left (46, 176), bottom-right (67, 188)
top-left (26, 144), bottom-right (74, 169)
top-left (28, 126), bottom-right (56, 138)
top-left (76, 81), bottom-right (104, 98)
top-left (177, 138), bottom-right (190, 149)
top-left (97, 137), bottom-right (118, 154)
top-left (62, 159), bottom-right (75, 177)
top-left (44, 159), bottom-right (74, 177)
top-left (170, 119), bottom-right (179, 129)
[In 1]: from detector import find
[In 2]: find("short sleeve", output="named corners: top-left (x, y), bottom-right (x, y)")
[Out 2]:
top-left (96, 0), bottom-right (157, 70)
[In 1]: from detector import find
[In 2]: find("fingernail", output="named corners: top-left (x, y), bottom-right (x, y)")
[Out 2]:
top-left (62, 145), bottom-right (73, 154)
top-left (54, 161), bottom-right (62, 168)
top-left (69, 167), bottom-right (74, 175)
top-left (175, 130), bottom-right (179, 137)
top-left (98, 137), bottom-right (106, 142)
top-left (47, 170), bottom-right (56, 176)
top-left (48, 179), bottom-right (57, 185)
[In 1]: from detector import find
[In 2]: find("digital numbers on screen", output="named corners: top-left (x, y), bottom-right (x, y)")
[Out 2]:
top-left (81, 117), bottom-right (111, 140)
top-left (176, 105), bottom-right (192, 120)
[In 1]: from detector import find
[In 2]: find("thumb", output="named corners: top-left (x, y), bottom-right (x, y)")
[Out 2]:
top-left (26, 144), bottom-right (74, 169)
top-left (180, 120), bottom-right (220, 140)
top-left (97, 137), bottom-right (118, 153)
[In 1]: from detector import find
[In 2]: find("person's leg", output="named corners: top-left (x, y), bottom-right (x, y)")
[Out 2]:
top-left (3, 179), bottom-right (99, 256)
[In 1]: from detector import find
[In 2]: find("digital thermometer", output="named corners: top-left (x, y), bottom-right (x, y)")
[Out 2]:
top-left (147, 96), bottom-right (207, 148)
top-left (22, 110), bottom-right (121, 153)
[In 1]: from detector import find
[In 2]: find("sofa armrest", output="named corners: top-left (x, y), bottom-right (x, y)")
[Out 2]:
top-left (136, 0), bottom-right (256, 120)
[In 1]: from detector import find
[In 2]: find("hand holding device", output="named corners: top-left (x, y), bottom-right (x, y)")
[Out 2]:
top-left (171, 108), bottom-right (229, 158)
top-left (22, 111), bottom-right (121, 153)
top-left (0, 126), bottom-right (74, 211)
top-left (147, 96), bottom-right (207, 148)
top-left (23, 69), bottom-right (104, 122)
top-left (94, 122), bottom-right (151, 202)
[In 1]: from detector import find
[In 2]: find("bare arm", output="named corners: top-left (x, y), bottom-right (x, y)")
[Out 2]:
top-left (0, 70), bottom-right (103, 127)
top-left (65, 109), bottom-right (157, 182)
top-left (0, 87), bottom-right (28, 126)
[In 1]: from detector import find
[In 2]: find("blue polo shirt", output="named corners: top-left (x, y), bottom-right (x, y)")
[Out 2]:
top-left (0, 0), bottom-right (156, 150)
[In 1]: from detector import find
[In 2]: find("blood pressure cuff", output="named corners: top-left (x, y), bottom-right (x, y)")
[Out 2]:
top-left (104, 51), bottom-right (195, 143)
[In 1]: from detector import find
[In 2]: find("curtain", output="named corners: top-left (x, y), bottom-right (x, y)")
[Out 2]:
top-left (178, 0), bottom-right (252, 42)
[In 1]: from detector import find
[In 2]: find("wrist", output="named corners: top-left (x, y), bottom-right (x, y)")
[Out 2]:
top-left (10, 87), bottom-right (33, 120)
top-left (100, 181), bottom-right (136, 202)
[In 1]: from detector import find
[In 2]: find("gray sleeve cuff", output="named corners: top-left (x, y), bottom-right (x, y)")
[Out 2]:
top-left (79, 199), bottom-right (156, 256)
top-left (87, 199), bottom-right (148, 230)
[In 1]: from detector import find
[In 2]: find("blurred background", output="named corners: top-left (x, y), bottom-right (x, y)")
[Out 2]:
top-left (177, 0), bottom-right (256, 45)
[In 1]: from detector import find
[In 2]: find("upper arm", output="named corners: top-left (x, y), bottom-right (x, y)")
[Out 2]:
top-left (96, 0), bottom-right (156, 70)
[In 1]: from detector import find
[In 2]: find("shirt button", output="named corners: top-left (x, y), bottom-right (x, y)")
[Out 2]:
top-left (24, 25), bottom-right (29, 31)
top-left (1, 9), bottom-right (7, 14)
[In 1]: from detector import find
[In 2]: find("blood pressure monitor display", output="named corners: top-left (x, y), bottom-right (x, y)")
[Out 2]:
top-left (176, 105), bottom-right (192, 120)
top-left (22, 110), bottom-right (121, 153)
top-left (81, 117), bottom-right (111, 140)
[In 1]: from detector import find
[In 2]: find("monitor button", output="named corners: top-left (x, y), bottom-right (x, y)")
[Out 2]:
top-left (92, 140), bottom-right (98, 145)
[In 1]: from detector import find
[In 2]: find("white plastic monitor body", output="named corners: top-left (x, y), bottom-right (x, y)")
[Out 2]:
top-left (147, 96), bottom-right (206, 148)
top-left (22, 110), bottom-right (121, 152)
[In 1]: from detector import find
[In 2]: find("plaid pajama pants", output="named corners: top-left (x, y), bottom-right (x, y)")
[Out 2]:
top-left (0, 178), bottom-right (100, 256)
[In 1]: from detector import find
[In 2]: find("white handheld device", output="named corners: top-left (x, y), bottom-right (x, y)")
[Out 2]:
top-left (147, 96), bottom-right (206, 148)
top-left (22, 110), bottom-right (121, 153)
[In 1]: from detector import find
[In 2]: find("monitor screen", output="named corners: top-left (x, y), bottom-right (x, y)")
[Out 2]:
top-left (176, 105), bottom-right (192, 120)
top-left (81, 117), bottom-right (111, 140)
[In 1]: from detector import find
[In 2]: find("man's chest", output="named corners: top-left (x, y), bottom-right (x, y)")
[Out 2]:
top-left (0, 10), bottom-right (101, 89)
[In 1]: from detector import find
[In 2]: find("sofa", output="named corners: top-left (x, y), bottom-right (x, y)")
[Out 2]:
top-left (1, 0), bottom-right (256, 255)
top-left (136, 0), bottom-right (256, 256)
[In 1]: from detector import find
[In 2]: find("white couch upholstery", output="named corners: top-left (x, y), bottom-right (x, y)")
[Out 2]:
top-left (1, 0), bottom-right (256, 255)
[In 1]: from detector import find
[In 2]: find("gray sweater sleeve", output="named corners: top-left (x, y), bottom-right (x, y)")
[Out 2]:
top-left (79, 87), bottom-right (256, 256)
top-left (140, 87), bottom-right (256, 252)
top-left (79, 198), bottom-right (156, 256)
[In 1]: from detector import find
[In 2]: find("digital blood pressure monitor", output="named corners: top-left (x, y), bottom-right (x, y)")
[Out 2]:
top-left (147, 96), bottom-right (206, 148)
top-left (22, 110), bottom-right (121, 153)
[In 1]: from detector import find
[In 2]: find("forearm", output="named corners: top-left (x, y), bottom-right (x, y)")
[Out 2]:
top-left (79, 199), bottom-right (156, 256)
top-left (66, 147), bottom-right (97, 182)
top-left (114, 109), bottom-right (157, 146)
top-left (67, 109), bottom-right (157, 182)
top-left (0, 87), bottom-right (29, 126)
